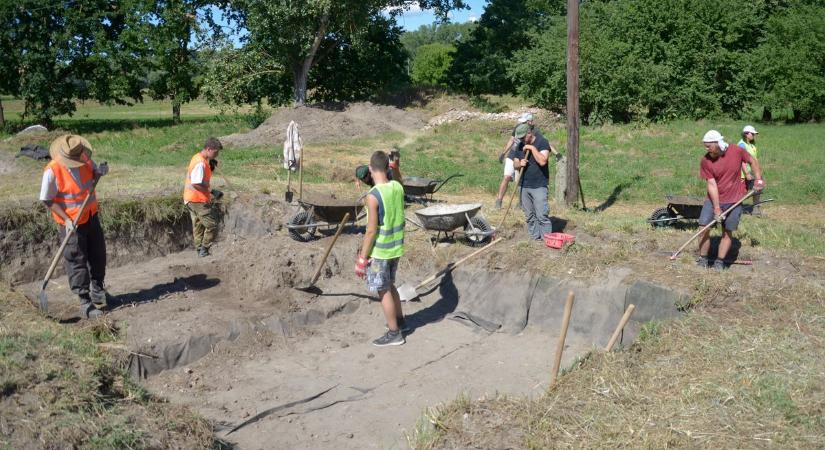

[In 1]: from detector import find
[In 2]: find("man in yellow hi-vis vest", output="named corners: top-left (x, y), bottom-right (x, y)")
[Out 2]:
top-left (355, 151), bottom-right (407, 347)
top-left (184, 138), bottom-right (222, 257)
top-left (739, 125), bottom-right (763, 216)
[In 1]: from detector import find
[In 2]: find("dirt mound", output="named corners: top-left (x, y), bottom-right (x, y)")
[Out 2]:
top-left (221, 102), bottom-right (427, 148)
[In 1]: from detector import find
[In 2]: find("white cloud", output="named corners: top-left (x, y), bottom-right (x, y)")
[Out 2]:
top-left (383, 4), bottom-right (426, 16)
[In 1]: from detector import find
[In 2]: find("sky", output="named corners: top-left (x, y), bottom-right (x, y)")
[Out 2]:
top-left (392, 0), bottom-right (488, 31)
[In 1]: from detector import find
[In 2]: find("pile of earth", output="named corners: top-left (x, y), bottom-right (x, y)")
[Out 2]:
top-left (221, 102), bottom-right (427, 148)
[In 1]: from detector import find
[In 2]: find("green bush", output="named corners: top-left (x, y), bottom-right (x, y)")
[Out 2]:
top-left (411, 43), bottom-right (455, 87)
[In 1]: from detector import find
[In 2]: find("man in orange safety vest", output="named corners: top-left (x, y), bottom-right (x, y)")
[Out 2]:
top-left (184, 137), bottom-right (222, 257)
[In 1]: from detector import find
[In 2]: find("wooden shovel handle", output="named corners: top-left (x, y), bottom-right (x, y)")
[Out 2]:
top-left (670, 189), bottom-right (755, 259)
top-left (308, 212), bottom-right (350, 286)
top-left (415, 237), bottom-right (503, 290)
top-left (605, 304), bottom-right (635, 351)
top-left (550, 291), bottom-right (575, 387)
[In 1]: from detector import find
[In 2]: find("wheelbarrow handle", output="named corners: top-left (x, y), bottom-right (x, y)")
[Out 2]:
top-left (432, 173), bottom-right (464, 194)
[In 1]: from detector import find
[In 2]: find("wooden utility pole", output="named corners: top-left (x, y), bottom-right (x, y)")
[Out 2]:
top-left (565, 0), bottom-right (580, 207)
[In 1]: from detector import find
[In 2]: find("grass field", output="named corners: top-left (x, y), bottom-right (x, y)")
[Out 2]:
top-left (2, 96), bottom-right (822, 255)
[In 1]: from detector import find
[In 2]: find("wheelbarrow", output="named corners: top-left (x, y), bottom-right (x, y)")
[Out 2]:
top-left (286, 196), bottom-right (365, 242)
top-left (402, 173), bottom-right (463, 203)
top-left (407, 203), bottom-right (494, 246)
top-left (649, 194), bottom-right (773, 227)
top-left (648, 195), bottom-right (704, 228)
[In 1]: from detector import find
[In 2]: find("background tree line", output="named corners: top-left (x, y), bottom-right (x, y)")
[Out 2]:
top-left (2, 0), bottom-right (823, 127)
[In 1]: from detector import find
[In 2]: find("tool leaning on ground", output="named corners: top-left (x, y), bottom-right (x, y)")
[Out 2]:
top-left (398, 237), bottom-right (503, 302)
top-left (37, 167), bottom-right (104, 313)
top-left (296, 212), bottom-right (351, 292)
top-left (669, 189), bottom-right (756, 260)
top-left (496, 149), bottom-right (528, 231)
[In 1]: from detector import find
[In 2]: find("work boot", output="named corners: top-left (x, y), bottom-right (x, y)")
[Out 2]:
top-left (495, 198), bottom-right (503, 210)
top-left (198, 246), bottom-right (210, 257)
top-left (696, 256), bottom-right (709, 268)
top-left (372, 330), bottom-right (405, 347)
top-left (712, 259), bottom-right (726, 271)
top-left (79, 296), bottom-right (103, 319)
top-left (89, 281), bottom-right (109, 306)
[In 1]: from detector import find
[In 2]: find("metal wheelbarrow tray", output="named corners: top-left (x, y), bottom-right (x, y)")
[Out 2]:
top-left (648, 195), bottom-right (704, 227)
top-left (411, 203), bottom-right (494, 246)
top-left (287, 195), bottom-right (365, 242)
top-left (402, 173), bottom-right (463, 201)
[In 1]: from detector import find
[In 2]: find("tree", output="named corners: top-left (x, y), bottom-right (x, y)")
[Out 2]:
top-left (746, 4), bottom-right (825, 121)
top-left (145, 0), bottom-right (220, 123)
top-left (310, 14), bottom-right (410, 102)
top-left (449, 0), bottom-right (563, 95)
top-left (232, 0), bottom-right (467, 106)
top-left (0, 0), bottom-right (145, 127)
top-left (411, 43), bottom-right (455, 87)
top-left (400, 21), bottom-right (475, 61)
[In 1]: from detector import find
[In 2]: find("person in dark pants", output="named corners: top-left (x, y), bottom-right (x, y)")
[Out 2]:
top-left (509, 124), bottom-right (560, 240)
top-left (40, 135), bottom-right (109, 318)
top-left (184, 137), bottom-right (222, 257)
top-left (697, 130), bottom-right (765, 270)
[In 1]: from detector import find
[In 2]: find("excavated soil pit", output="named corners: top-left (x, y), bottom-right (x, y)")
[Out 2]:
top-left (14, 196), bottom-right (689, 449)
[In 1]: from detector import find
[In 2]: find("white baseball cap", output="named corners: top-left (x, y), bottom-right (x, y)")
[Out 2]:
top-left (743, 125), bottom-right (758, 134)
top-left (518, 113), bottom-right (534, 123)
top-left (702, 130), bottom-right (724, 143)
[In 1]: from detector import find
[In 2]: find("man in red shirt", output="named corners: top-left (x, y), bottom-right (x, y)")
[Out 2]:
top-left (697, 130), bottom-right (765, 269)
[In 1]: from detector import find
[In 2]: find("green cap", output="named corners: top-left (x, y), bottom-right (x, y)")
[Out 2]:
top-left (355, 165), bottom-right (370, 181)
top-left (514, 123), bottom-right (530, 139)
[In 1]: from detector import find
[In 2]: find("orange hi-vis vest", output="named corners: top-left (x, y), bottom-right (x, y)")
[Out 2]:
top-left (46, 158), bottom-right (98, 226)
top-left (183, 152), bottom-right (212, 203)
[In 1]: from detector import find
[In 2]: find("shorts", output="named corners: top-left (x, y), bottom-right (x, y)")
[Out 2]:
top-left (503, 158), bottom-right (515, 178)
top-left (366, 257), bottom-right (399, 293)
top-left (698, 200), bottom-right (743, 231)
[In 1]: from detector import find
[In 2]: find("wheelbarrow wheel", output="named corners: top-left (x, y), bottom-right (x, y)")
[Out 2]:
top-left (288, 211), bottom-right (317, 242)
top-left (649, 207), bottom-right (676, 228)
top-left (464, 216), bottom-right (492, 247)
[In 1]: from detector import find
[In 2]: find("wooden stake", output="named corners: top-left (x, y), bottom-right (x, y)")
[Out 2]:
top-left (605, 304), bottom-right (635, 352)
top-left (550, 291), bottom-right (575, 387)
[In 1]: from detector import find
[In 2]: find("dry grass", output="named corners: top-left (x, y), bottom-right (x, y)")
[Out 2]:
top-left (412, 264), bottom-right (825, 449)
top-left (0, 284), bottom-right (222, 448)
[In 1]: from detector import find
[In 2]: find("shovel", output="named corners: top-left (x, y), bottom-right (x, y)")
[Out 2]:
top-left (38, 176), bottom-right (101, 313)
top-left (669, 190), bottom-right (755, 260)
top-left (398, 237), bottom-right (502, 302)
top-left (296, 212), bottom-right (350, 292)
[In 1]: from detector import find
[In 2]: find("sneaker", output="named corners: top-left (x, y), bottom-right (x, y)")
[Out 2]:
top-left (79, 299), bottom-right (103, 319)
top-left (696, 256), bottom-right (709, 268)
top-left (198, 247), bottom-right (210, 257)
top-left (386, 319), bottom-right (411, 333)
top-left (495, 199), bottom-right (503, 210)
top-left (372, 330), bottom-right (405, 347)
top-left (712, 259), bottom-right (726, 271)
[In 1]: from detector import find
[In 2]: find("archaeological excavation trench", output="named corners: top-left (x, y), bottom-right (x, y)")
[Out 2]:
top-left (5, 195), bottom-right (689, 449)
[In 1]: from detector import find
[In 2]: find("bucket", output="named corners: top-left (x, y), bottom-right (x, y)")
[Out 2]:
top-left (544, 232), bottom-right (575, 249)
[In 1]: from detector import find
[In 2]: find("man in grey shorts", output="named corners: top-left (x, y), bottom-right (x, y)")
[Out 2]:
top-left (696, 130), bottom-right (765, 269)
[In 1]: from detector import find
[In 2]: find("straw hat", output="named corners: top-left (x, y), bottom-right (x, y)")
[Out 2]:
top-left (49, 135), bottom-right (92, 168)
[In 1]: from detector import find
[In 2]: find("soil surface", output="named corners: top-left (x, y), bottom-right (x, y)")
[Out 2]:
top-left (12, 193), bottom-right (815, 449)
top-left (221, 102), bottom-right (427, 148)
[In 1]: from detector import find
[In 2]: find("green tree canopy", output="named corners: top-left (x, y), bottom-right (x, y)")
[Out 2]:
top-left (411, 43), bottom-right (455, 87)
top-left (400, 21), bottom-right (475, 61)
top-left (230, 0), bottom-right (467, 105)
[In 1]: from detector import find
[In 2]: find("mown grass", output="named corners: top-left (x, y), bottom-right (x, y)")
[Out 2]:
top-left (413, 276), bottom-right (825, 449)
top-left (0, 285), bottom-right (220, 448)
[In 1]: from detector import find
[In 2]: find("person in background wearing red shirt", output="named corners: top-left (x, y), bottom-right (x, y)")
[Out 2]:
top-left (697, 130), bottom-right (765, 270)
